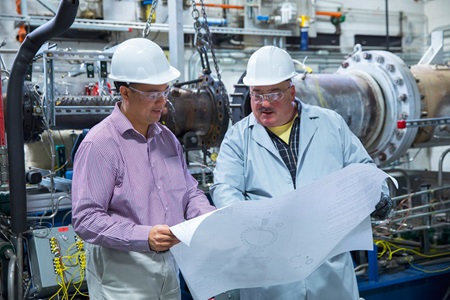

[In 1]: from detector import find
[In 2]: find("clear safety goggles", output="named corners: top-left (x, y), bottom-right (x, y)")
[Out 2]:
top-left (250, 84), bottom-right (293, 104)
top-left (128, 85), bottom-right (171, 102)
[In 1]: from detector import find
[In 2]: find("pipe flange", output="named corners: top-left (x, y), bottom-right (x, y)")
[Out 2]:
top-left (199, 74), bottom-right (230, 148)
top-left (337, 44), bottom-right (421, 166)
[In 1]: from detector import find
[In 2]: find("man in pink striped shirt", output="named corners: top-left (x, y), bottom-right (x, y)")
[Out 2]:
top-left (71, 38), bottom-right (215, 300)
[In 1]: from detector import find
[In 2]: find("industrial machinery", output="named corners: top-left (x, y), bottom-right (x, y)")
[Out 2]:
top-left (0, 0), bottom-right (450, 300)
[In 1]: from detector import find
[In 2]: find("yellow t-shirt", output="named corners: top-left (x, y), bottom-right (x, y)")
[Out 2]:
top-left (267, 114), bottom-right (298, 144)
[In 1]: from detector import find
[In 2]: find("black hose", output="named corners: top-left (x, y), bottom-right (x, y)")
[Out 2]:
top-left (6, 0), bottom-right (79, 234)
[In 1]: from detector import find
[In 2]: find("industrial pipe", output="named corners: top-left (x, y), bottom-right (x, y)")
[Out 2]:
top-left (316, 11), bottom-right (343, 18)
top-left (0, 65), bottom-right (4, 147)
top-left (0, 58), bottom-right (6, 186)
top-left (5, 249), bottom-right (16, 300)
top-left (438, 147), bottom-right (450, 187)
top-left (6, 0), bottom-right (79, 233)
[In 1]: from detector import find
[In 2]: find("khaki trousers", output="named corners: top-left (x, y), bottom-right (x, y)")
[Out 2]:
top-left (85, 243), bottom-right (181, 300)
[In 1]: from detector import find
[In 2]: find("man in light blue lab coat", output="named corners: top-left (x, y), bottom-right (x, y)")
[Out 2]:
top-left (209, 45), bottom-right (392, 300)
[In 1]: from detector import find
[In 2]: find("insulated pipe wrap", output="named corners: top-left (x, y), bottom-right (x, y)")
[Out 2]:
top-left (6, 0), bottom-right (79, 234)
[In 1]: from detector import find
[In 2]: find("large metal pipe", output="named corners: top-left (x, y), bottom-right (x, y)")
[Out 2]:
top-left (6, 0), bottom-right (79, 234)
top-left (409, 64), bottom-right (450, 146)
top-left (293, 73), bottom-right (383, 153)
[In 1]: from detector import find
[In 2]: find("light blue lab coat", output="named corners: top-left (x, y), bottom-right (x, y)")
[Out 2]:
top-left (210, 101), bottom-right (379, 300)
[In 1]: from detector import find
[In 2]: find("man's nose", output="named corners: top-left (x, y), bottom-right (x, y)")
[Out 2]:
top-left (261, 97), bottom-right (272, 105)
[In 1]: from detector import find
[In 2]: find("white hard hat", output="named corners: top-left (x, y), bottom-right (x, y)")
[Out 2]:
top-left (243, 46), bottom-right (298, 86)
top-left (109, 38), bottom-right (180, 85)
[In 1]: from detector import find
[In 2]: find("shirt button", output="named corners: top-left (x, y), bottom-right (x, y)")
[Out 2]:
top-left (157, 186), bottom-right (161, 190)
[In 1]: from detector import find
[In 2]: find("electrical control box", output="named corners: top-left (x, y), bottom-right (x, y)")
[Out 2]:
top-left (28, 225), bottom-right (87, 298)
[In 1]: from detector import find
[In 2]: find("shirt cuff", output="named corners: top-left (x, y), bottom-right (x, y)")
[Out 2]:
top-left (130, 224), bottom-right (153, 253)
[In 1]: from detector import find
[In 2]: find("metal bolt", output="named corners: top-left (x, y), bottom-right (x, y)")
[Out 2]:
top-left (363, 52), bottom-right (372, 60)
top-left (398, 94), bottom-right (407, 101)
top-left (394, 77), bottom-right (403, 85)
top-left (376, 56), bottom-right (384, 63)
top-left (33, 107), bottom-right (43, 115)
top-left (386, 64), bottom-right (395, 72)
top-left (388, 143), bottom-right (396, 154)
top-left (378, 152), bottom-right (387, 161)
top-left (341, 62), bottom-right (349, 68)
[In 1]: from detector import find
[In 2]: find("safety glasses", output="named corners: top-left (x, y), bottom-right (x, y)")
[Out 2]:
top-left (128, 85), bottom-right (170, 102)
top-left (250, 84), bottom-right (293, 104)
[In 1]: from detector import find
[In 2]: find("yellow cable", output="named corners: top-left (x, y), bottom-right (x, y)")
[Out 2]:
top-left (314, 78), bottom-right (329, 108)
top-left (375, 240), bottom-right (450, 259)
top-left (408, 261), bottom-right (450, 273)
top-left (51, 240), bottom-right (89, 300)
top-left (374, 239), bottom-right (450, 273)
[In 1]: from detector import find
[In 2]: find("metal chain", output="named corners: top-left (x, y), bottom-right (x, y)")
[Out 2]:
top-left (142, 0), bottom-right (158, 38)
top-left (193, 0), bottom-right (221, 80)
top-left (191, 0), bottom-right (231, 120)
top-left (191, 1), bottom-right (209, 61)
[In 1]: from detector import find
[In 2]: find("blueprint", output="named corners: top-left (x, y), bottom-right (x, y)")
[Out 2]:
top-left (170, 163), bottom-right (395, 300)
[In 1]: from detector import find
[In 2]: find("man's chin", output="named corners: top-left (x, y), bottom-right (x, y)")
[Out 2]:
top-left (259, 119), bottom-right (276, 127)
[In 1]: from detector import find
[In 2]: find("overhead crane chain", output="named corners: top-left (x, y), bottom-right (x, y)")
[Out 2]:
top-left (191, 0), bottom-right (231, 120)
top-left (192, 0), bottom-right (221, 81)
top-left (142, 0), bottom-right (158, 38)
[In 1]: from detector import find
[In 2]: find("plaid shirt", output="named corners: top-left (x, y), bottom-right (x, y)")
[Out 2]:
top-left (266, 103), bottom-right (302, 189)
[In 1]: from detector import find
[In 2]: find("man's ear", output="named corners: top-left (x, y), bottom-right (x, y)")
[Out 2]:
top-left (290, 85), bottom-right (296, 99)
top-left (120, 85), bottom-right (130, 100)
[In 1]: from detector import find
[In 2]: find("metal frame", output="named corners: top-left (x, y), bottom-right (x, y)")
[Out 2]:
top-left (0, 14), bottom-right (293, 37)
top-left (41, 49), bottom-right (116, 126)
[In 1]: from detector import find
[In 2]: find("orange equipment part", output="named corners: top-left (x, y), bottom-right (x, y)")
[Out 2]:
top-left (316, 11), bottom-right (343, 18)
top-left (16, 0), bottom-right (22, 14)
top-left (16, 25), bottom-right (27, 43)
top-left (16, 0), bottom-right (28, 43)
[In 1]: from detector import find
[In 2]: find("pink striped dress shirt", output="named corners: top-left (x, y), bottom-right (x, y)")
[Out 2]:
top-left (71, 103), bottom-right (215, 253)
